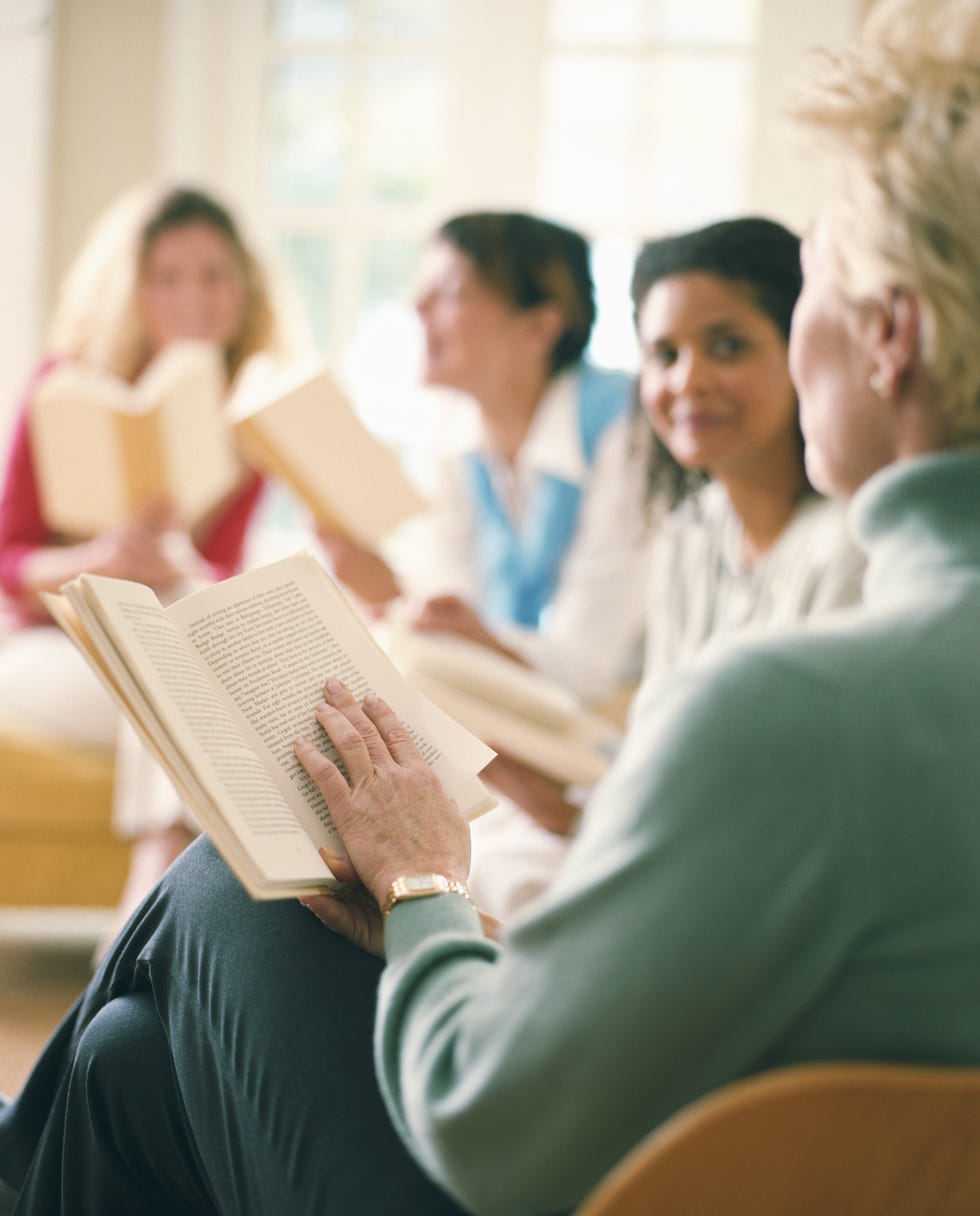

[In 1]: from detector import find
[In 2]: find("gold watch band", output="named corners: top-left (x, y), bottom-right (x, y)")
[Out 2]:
top-left (381, 874), bottom-right (471, 919)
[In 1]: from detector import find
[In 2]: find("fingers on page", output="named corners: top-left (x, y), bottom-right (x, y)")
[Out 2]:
top-left (360, 696), bottom-right (421, 766)
top-left (313, 702), bottom-right (380, 782)
top-left (321, 680), bottom-right (390, 753)
top-left (294, 736), bottom-right (350, 795)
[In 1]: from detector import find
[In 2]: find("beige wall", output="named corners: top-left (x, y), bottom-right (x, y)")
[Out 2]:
top-left (0, 0), bottom-right (166, 427)
top-left (0, 0), bottom-right (54, 435)
top-left (754, 0), bottom-right (860, 226)
top-left (47, 0), bottom-right (167, 307)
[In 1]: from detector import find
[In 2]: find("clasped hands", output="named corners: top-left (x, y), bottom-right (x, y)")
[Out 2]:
top-left (90, 500), bottom-right (204, 590)
top-left (294, 678), bottom-right (478, 957)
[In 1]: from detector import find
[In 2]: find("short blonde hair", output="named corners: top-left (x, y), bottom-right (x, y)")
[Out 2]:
top-left (791, 0), bottom-right (980, 444)
top-left (47, 183), bottom-right (291, 383)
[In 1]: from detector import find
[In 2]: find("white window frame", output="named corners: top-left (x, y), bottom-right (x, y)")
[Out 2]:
top-left (156, 0), bottom-right (863, 370)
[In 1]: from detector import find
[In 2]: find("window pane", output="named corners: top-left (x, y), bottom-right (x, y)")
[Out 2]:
top-left (269, 0), bottom-right (354, 40)
top-left (366, 0), bottom-right (449, 41)
top-left (655, 0), bottom-right (760, 45)
top-left (344, 302), bottom-right (429, 444)
top-left (264, 58), bottom-right (349, 207)
top-left (548, 0), bottom-right (760, 46)
top-left (348, 238), bottom-right (427, 440)
top-left (275, 231), bottom-right (332, 350)
top-left (365, 235), bottom-right (424, 308)
top-left (547, 0), bottom-right (646, 44)
top-left (589, 237), bottom-right (640, 371)
top-left (538, 55), bottom-right (640, 228)
top-left (364, 59), bottom-right (447, 203)
top-left (642, 55), bottom-right (756, 231)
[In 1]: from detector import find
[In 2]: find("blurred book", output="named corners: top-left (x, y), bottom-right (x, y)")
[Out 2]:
top-left (30, 341), bottom-right (241, 536)
top-left (227, 356), bottom-right (428, 548)
top-left (386, 624), bottom-right (622, 787)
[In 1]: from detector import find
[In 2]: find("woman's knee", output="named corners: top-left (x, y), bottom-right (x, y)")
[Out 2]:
top-left (74, 993), bottom-right (172, 1109)
top-left (70, 994), bottom-right (212, 1211)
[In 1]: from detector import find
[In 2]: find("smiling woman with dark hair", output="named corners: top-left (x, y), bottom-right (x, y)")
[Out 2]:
top-left (631, 215), bottom-right (804, 508)
top-left (630, 216), bottom-right (865, 685)
top-left (2, 2), bottom-right (980, 1212)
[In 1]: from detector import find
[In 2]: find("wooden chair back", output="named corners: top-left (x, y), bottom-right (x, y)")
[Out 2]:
top-left (574, 1063), bottom-right (980, 1216)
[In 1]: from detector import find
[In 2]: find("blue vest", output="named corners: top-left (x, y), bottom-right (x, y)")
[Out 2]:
top-left (464, 364), bottom-right (630, 629)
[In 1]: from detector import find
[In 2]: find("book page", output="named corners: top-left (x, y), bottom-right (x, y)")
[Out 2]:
top-left (30, 366), bottom-right (130, 535)
top-left (386, 623), bottom-right (586, 731)
top-left (405, 672), bottom-right (614, 786)
top-left (383, 620), bottom-right (621, 783)
top-left (62, 577), bottom-right (333, 894)
top-left (42, 588), bottom-right (297, 895)
top-left (166, 553), bottom-right (495, 848)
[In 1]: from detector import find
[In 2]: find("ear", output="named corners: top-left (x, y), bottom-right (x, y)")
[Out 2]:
top-left (868, 289), bottom-right (921, 399)
top-left (524, 302), bottom-right (566, 360)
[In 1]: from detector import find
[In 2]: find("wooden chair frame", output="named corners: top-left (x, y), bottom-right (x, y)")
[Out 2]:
top-left (575, 1062), bottom-right (980, 1216)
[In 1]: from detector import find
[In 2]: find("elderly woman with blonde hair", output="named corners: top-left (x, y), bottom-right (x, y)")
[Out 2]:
top-left (2, 2), bottom-right (980, 1212)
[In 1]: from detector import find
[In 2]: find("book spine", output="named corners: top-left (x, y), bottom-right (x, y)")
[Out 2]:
top-left (118, 411), bottom-right (169, 514)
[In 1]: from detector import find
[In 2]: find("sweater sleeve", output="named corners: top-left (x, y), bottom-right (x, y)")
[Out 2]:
top-left (374, 649), bottom-right (858, 1216)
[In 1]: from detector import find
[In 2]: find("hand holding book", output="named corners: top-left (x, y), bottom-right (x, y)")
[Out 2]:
top-left (479, 753), bottom-right (583, 837)
top-left (295, 680), bottom-right (472, 912)
top-left (315, 528), bottom-right (403, 615)
top-left (42, 552), bottom-right (495, 899)
top-left (408, 594), bottom-right (525, 665)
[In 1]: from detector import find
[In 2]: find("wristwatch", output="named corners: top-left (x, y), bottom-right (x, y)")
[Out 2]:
top-left (381, 874), bottom-right (471, 919)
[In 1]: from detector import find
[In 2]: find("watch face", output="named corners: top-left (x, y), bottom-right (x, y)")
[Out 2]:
top-left (404, 875), bottom-right (440, 894)
top-left (383, 874), bottom-right (468, 918)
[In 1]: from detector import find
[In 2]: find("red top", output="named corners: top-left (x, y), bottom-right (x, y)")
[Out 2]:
top-left (0, 357), bottom-right (265, 626)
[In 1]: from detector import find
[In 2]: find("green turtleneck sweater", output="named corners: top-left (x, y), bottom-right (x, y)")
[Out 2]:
top-left (377, 451), bottom-right (980, 1216)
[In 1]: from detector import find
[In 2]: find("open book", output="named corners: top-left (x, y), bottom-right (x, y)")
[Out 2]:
top-left (30, 341), bottom-right (242, 536)
top-left (42, 552), bottom-right (496, 899)
top-left (385, 625), bottom-right (622, 787)
top-left (226, 356), bottom-right (428, 547)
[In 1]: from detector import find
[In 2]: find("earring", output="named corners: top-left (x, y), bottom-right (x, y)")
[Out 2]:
top-left (869, 367), bottom-right (891, 397)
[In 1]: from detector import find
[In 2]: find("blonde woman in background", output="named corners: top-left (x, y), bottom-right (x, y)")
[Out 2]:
top-left (0, 184), bottom-right (293, 932)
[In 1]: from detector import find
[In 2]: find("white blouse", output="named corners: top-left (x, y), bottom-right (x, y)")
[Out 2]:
top-left (643, 481), bottom-right (867, 684)
top-left (389, 374), bottom-right (653, 703)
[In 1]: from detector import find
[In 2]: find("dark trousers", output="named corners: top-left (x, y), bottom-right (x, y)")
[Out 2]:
top-left (0, 838), bottom-right (466, 1215)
